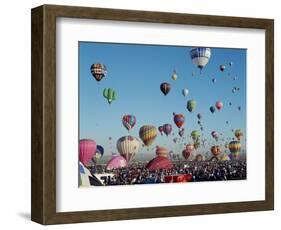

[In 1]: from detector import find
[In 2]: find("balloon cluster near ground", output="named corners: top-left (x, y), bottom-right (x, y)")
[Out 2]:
top-left (78, 43), bottom-right (247, 187)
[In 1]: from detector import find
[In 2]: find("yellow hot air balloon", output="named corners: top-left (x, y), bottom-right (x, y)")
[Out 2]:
top-left (171, 70), bottom-right (178, 80)
top-left (139, 125), bottom-right (157, 146)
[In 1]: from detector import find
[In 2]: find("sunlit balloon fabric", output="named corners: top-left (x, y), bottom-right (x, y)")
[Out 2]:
top-left (139, 125), bottom-right (157, 146)
top-left (79, 139), bottom-right (96, 166)
top-left (229, 141), bottom-right (241, 157)
top-left (106, 155), bottom-right (128, 170)
top-left (90, 63), bottom-right (107, 81)
top-left (190, 47), bottom-right (211, 69)
top-left (117, 136), bottom-right (140, 162)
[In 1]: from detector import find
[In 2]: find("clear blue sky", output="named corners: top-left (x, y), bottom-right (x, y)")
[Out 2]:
top-left (79, 42), bottom-right (246, 157)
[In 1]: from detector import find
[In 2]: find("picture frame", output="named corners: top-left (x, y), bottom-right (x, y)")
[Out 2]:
top-left (31, 4), bottom-right (274, 225)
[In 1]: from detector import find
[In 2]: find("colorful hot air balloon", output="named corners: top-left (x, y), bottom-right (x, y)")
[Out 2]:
top-left (117, 136), bottom-right (140, 162)
top-left (211, 145), bottom-right (221, 157)
top-left (103, 88), bottom-right (117, 104)
top-left (163, 124), bottom-right (173, 136)
top-left (156, 146), bottom-right (169, 158)
top-left (160, 82), bottom-right (171, 95)
top-left (122, 115), bottom-right (136, 131)
top-left (171, 70), bottom-right (178, 80)
top-left (220, 65), bottom-right (226, 72)
top-left (187, 100), bottom-right (196, 112)
top-left (182, 88), bottom-right (189, 97)
top-left (234, 129), bottom-right (243, 140)
top-left (94, 145), bottom-right (104, 160)
top-left (79, 139), bottom-right (97, 166)
top-left (139, 125), bottom-right (157, 146)
top-left (211, 131), bottom-right (219, 141)
top-left (90, 63), bottom-right (107, 82)
top-left (210, 106), bottom-right (216, 114)
top-left (173, 112), bottom-right (185, 129)
top-left (158, 126), bottom-right (164, 136)
top-left (229, 141), bottom-right (241, 158)
top-left (220, 153), bottom-right (230, 162)
top-left (190, 47), bottom-right (211, 72)
top-left (216, 101), bottom-right (223, 110)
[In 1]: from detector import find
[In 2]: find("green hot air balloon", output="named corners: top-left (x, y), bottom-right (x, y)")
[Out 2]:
top-left (103, 88), bottom-right (117, 104)
top-left (187, 100), bottom-right (196, 112)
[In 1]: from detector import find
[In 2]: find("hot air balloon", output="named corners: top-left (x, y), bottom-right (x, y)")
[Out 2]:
top-left (210, 106), bottom-right (216, 114)
top-left (182, 144), bottom-right (194, 160)
top-left (103, 88), bottom-right (117, 104)
top-left (122, 115), bottom-right (136, 131)
top-left (211, 131), bottom-right (219, 141)
top-left (106, 155), bottom-right (127, 170)
top-left (146, 156), bottom-right (173, 171)
top-left (229, 141), bottom-right (241, 158)
top-left (197, 113), bottom-right (202, 120)
top-left (178, 128), bottom-right (184, 137)
top-left (163, 124), bottom-right (173, 136)
top-left (229, 61), bottom-right (233, 66)
top-left (235, 129), bottom-right (243, 140)
top-left (171, 70), bottom-right (178, 80)
top-left (156, 146), bottom-right (169, 158)
top-left (190, 47), bottom-right (211, 72)
top-left (139, 125), bottom-right (157, 146)
top-left (211, 145), bottom-right (221, 157)
top-left (160, 82), bottom-right (171, 96)
top-left (187, 100), bottom-right (196, 112)
top-left (195, 154), bottom-right (204, 162)
top-left (212, 78), bottom-right (216, 83)
top-left (90, 63), bottom-right (107, 82)
top-left (94, 145), bottom-right (104, 160)
top-left (220, 65), bottom-right (226, 72)
top-left (216, 101), bottom-right (223, 110)
top-left (191, 130), bottom-right (200, 143)
top-left (173, 113), bottom-right (185, 129)
top-left (238, 106), bottom-right (241, 111)
top-left (79, 139), bottom-right (97, 166)
top-left (182, 88), bottom-right (189, 97)
top-left (158, 126), bottom-right (164, 136)
top-left (173, 137), bottom-right (178, 143)
top-left (117, 136), bottom-right (140, 162)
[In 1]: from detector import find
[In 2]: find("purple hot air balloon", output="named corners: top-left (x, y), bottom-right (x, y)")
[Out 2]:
top-left (79, 139), bottom-right (97, 166)
top-left (163, 124), bottom-right (172, 136)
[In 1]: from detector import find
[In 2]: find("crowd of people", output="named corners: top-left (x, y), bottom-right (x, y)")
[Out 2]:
top-left (89, 160), bottom-right (247, 186)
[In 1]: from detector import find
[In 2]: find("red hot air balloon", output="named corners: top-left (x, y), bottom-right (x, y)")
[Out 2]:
top-left (146, 156), bottom-right (173, 171)
top-left (182, 149), bottom-right (191, 160)
top-left (173, 112), bottom-right (185, 129)
top-left (163, 124), bottom-right (172, 136)
top-left (79, 139), bottom-right (97, 166)
top-left (216, 101), bottom-right (223, 110)
top-left (160, 82), bottom-right (171, 96)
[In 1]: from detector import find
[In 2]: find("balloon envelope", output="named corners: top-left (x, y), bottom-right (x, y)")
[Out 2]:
top-left (117, 136), bottom-right (140, 162)
top-left (173, 113), bottom-right (185, 128)
top-left (139, 125), bottom-right (157, 146)
top-left (106, 155), bottom-right (128, 170)
top-left (160, 82), bottom-right (171, 95)
top-left (190, 48), bottom-right (211, 69)
top-left (90, 63), bottom-right (107, 82)
top-left (146, 156), bottom-right (173, 171)
top-left (79, 139), bottom-right (97, 166)
top-left (122, 115), bottom-right (136, 131)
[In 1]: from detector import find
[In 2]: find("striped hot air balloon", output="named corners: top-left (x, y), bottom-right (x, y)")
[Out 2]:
top-left (190, 47), bottom-right (211, 72)
top-left (139, 125), bottom-right (157, 146)
top-left (156, 146), bottom-right (169, 158)
top-left (117, 136), bottom-right (140, 162)
top-left (229, 141), bottom-right (241, 158)
top-left (79, 139), bottom-right (97, 166)
top-left (90, 63), bottom-right (107, 82)
top-left (160, 82), bottom-right (171, 96)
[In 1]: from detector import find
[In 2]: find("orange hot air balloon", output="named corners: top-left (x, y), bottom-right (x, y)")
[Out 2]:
top-left (156, 146), bottom-right (169, 158)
